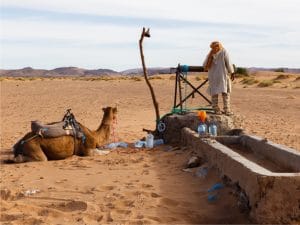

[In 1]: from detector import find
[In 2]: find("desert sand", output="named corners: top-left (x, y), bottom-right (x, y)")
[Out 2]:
top-left (0, 72), bottom-right (299, 224)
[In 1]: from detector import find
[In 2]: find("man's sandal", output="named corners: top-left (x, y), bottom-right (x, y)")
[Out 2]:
top-left (224, 111), bottom-right (234, 116)
top-left (214, 109), bottom-right (222, 115)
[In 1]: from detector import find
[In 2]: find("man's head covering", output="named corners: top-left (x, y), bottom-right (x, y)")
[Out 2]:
top-left (210, 41), bottom-right (223, 51)
top-left (205, 41), bottom-right (223, 71)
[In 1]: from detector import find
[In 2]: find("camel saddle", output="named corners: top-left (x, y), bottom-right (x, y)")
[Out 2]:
top-left (31, 120), bottom-right (84, 139)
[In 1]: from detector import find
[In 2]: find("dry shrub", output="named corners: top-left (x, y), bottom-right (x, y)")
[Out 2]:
top-left (258, 80), bottom-right (275, 87)
top-left (235, 67), bottom-right (249, 76)
top-left (149, 76), bottom-right (163, 80)
top-left (240, 77), bottom-right (259, 85)
top-left (195, 75), bottom-right (206, 81)
top-left (92, 76), bottom-right (114, 81)
top-left (131, 76), bottom-right (143, 81)
top-left (274, 74), bottom-right (292, 80)
top-left (71, 76), bottom-right (119, 81)
top-left (27, 77), bottom-right (40, 81)
top-left (1, 76), bottom-right (46, 81)
top-left (295, 76), bottom-right (300, 81)
top-left (169, 75), bottom-right (176, 80)
top-left (16, 77), bottom-right (26, 81)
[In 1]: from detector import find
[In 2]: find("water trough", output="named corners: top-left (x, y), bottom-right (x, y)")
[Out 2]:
top-left (162, 113), bottom-right (300, 223)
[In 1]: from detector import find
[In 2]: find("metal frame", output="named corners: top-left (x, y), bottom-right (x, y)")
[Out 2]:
top-left (173, 64), bottom-right (212, 113)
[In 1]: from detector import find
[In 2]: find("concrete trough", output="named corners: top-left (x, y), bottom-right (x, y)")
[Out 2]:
top-left (216, 135), bottom-right (300, 173)
top-left (180, 127), bottom-right (300, 224)
top-left (162, 113), bottom-right (300, 222)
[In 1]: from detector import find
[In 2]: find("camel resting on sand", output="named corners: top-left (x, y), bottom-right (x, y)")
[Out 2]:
top-left (12, 107), bottom-right (117, 162)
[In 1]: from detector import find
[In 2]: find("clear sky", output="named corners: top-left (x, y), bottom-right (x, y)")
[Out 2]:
top-left (1, 0), bottom-right (299, 71)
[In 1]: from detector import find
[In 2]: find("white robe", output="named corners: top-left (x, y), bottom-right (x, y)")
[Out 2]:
top-left (203, 49), bottom-right (234, 96)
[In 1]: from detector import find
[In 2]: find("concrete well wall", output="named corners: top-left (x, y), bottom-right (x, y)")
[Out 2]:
top-left (162, 112), bottom-right (236, 144)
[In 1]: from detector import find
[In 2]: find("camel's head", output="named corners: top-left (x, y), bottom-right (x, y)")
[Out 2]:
top-left (102, 106), bottom-right (117, 122)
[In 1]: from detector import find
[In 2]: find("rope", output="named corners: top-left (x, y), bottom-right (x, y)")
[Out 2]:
top-left (110, 117), bottom-right (118, 143)
top-left (183, 71), bottom-right (188, 110)
top-left (20, 134), bottom-right (39, 145)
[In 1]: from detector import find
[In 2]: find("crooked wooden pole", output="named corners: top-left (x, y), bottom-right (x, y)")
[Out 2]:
top-left (139, 27), bottom-right (160, 125)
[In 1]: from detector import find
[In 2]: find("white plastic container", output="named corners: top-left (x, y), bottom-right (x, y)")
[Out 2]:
top-left (146, 133), bottom-right (154, 148)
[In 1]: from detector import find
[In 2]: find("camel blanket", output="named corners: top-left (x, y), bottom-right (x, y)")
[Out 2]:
top-left (31, 120), bottom-right (84, 139)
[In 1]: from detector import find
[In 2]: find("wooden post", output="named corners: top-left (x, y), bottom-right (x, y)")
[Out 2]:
top-left (139, 27), bottom-right (160, 125)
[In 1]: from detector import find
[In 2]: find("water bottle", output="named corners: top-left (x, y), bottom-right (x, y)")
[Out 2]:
top-left (208, 183), bottom-right (224, 192)
top-left (134, 140), bottom-right (146, 148)
top-left (117, 142), bottom-right (128, 148)
top-left (153, 139), bottom-right (164, 146)
top-left (146, 133), bottom-right (154, 148)
top-left (208, 193), bottom-right (218, 202)
top-left (209, 123), bottom-right (218, 136)
top-left (197, 123), bottom-right (207, 136)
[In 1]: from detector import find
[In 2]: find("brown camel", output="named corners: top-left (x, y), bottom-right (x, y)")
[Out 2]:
top-left (12, 107), bottom-right (117, 162)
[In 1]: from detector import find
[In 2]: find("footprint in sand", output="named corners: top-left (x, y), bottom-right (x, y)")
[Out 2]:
top-left (0, 213), bottom-right (25, 222)
top-left (151, 192), bottom-right (161, 198)
top-left (121, 200), bottom-right (135, 208)
top-left (141, 183), bottom-right (153, 189)
top-left (124, 183), bottom-right (135, 190)
top-left (160, 197), bottom-right (180, 207)
top-left (112, 193), bottom-right (124, 200)
top-left (37, 209), bottom-right (50, 216)
top-left (135, 214), bottom-right (144, 220)
top-left (103, 194), bottom-right (116, 203)
top-left (105, 202), bottom-right (115, 209)
top-left (0, 189), bottom-right (24, 200)
top-left (85, 214), bottom-right (103, 223)
top-left (100, 185), bottom-right (115, 191)
top-left (50, 200), bottom-right (88, 212)
top-left (37, 208), bottom-right (66, 218)
top-left (55, 178), bottom-right (68, 184)
top-left (116, 209), bottom-right (131, 215)
top-left (141, 169), bottom-right (149, 175)
top-left (106, 211), bottom-right (113, 222)
top-left (148, 216), bottom-right (163, 223)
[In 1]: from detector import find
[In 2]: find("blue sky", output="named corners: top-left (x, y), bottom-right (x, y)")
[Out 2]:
top-left (1, 0), bottom-right (299, 71)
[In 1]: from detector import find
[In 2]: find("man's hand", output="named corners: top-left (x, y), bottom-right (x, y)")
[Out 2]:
top-left (230, 73), bottom-right (235, 81)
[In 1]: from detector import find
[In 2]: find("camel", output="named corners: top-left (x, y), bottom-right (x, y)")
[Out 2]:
top-left (12, 106), bottom-right (117, 162)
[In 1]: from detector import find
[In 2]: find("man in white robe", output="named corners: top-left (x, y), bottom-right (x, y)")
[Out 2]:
top-left (203, 41), bottom-right (235, 115)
